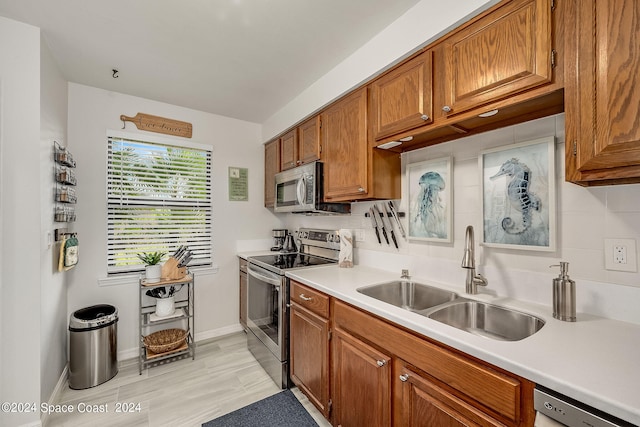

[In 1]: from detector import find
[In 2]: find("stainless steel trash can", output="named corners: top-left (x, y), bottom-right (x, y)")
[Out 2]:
top-left (68, 304), bottom-right (118, 389)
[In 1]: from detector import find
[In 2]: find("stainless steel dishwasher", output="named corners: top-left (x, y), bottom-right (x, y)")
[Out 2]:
top-left (534, 386), bottom-right (636, 427)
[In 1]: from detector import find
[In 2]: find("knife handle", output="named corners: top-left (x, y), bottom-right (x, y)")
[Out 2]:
top-left (374, 228), bottom-right (382, 244)
top-left (391, 232), bottom-right (399, 249)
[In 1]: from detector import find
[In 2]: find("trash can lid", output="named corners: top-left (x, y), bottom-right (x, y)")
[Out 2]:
top-left (70, 304), bottom-right (118, 329)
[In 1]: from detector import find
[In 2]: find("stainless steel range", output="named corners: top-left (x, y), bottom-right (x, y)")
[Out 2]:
top-left (246, 228), bottom-right (340, 388)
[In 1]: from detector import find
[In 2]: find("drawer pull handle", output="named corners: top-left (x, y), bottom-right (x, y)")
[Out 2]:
top-left (299, 294), bottom-right (313, 301)
top-left (399, 374), bottom-right (409, 382)
top-left (376, 359), bottom-right (387, 367)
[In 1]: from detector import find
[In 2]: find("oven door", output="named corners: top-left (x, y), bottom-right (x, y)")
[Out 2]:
top-left (247, 264), bottom-right (288, 360)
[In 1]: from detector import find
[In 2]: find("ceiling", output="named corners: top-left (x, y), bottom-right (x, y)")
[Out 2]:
top-left (0, 0), bottom-right (422, 123)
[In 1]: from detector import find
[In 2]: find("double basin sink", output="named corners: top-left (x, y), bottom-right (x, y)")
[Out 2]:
top-left (357, 280), bottom-right (544, 341)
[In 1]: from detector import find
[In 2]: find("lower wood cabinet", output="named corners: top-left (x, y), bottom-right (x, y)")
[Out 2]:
top-left (238, 258), bottom-right (247, 329)
top-left (332, 328), bottom-right (392, 427)
top-left (288, 284), bottom-right (535, 426)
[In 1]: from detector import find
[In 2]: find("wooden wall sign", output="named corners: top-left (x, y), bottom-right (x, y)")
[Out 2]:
top-left (120, 112), bottom-right (193, 138)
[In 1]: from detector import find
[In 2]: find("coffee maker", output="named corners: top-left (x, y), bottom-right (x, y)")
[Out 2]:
top-left (271, 229), bottom-right (288, 251)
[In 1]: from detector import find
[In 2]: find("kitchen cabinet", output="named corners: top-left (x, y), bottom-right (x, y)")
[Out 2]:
top-left (321, 87), bottom-right (400, 201)
top-left (369, 50), bottom-right (433, 142)
top-left (280, 116), bottom-right (321, 171)
top-left (238, 258), bottom-right (247, 329)
top-left (264, 138), bottom-right (280, 208)
top-left (289, 281), bottom-right (330, 418)
top-left (440, 0), bottom-right (553, 118)
top-left (332, 326), bottom-right (392, 427)
top-left (395, 361), bottom-right (504, 426)
top-left (564, 0), bottom-right (640, 185)
top-left (331, 299), bottom-right (535, 427)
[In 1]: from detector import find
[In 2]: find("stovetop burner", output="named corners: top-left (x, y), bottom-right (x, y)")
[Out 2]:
top-left (249, 252), bottom-right (336, 275)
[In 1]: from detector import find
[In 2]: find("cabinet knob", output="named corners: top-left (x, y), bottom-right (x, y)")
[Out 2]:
top-left (296, 160), bottom-right (302, 165)
top-left (442, 105), bottom-right (452, 113)
top-left (358, 187), bottom-right (365, 192)
top-left (299, 294), bottom-right (313, 301)
top-left (399, 373), bottom-right (409, 382)
top-left (376, 359), bottom-right (387, 367)
top-left (420, 114), bottom-right (429, 121)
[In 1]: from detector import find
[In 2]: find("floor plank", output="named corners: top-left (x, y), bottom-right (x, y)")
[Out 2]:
top-left (45, 332), bottom-right (331, 427)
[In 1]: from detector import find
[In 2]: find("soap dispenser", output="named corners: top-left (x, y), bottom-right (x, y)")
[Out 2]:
top-left (550, 262), bottom-right (576, 322)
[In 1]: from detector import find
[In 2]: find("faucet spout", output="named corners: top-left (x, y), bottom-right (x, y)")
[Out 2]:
top-left (461, 225), bottom-right (488, 294)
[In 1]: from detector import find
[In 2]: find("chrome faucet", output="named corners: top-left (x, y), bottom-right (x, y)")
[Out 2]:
top-left (461, 225), bottom-right (488, 294)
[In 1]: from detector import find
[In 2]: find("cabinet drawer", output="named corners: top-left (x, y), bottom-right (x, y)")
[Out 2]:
top-left (290, 281), bottom-right (329, 318)
top-left (333, 300), bottom-right (528, 424)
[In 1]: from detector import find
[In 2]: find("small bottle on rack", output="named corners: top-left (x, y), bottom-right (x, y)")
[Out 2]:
top-left (550, 262), bottom-right (576, 322)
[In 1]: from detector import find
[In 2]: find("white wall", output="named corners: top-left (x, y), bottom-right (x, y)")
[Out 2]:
top-left (67, 83), bottom-right (282, 359)
top-left (282, 115), bottom-right (640, 325)
top-left (40, 37), bottom-right (68, 405)
top-left (0, 16), bottom-right (42, 427)
top-left (262, 0), bottom-right (497, 140)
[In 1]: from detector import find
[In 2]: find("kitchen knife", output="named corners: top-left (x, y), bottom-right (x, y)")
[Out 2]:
top-left (382, 203), bottom-right (399, 249)
top-left (373, 204), bottom-right (390, 245)
top-left (369, 207), bottom-right (382, 244)
top-left (388, 201), bottom-right (406, 238)
top-left (172, 245), bottom-right (185, 258)
top-left (178, 254), bottom-right (193, 268)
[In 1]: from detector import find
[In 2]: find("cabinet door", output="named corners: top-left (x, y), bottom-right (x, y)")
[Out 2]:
top-left (370, 50), bottom-right (433, 141)
top-left (290, 304), bottom-right (330, 417)
top-left (332, 328), bottom-right (391, 427)
top-left (565, 0), bottom-right (640, 184)
top-left (239, 271), bottom-right (247, 329)
top-left (442, 0), bottom-right (552, 116)
top-left (280, 129), bottom-right (298, 171)
top-left (298, 116), bottom-right (321, 165)
top-left (264, 139), bottom-right (280, 208)
top-left (321, 88), bottom-right (369, 200)
top-left (395, 362), bottom-right (502, 427)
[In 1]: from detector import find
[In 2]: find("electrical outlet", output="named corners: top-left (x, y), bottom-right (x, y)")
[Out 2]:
top-left (605, 238), bottom-right (637, 272)
top-left (355, 229), bottom-right (365, 242)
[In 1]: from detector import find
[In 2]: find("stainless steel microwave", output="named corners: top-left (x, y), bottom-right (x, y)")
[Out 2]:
top-left (274, 161), bottom-right (350, 214)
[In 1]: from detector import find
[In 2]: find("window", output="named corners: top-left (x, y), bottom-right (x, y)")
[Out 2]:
top-left (107, 133), bottom-right (212, 274)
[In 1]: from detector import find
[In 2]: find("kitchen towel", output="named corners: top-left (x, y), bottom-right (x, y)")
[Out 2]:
top-left (339, 229), bottom-right (353, 268)
top-left (534, 411), bottom-right (565, 427)
top-left (58, 235), bottom-right (79, 271)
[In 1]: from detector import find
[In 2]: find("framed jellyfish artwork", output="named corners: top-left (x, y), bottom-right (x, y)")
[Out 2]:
top-left (406, 157), bottom-right (453, 243)
top-left (479, 136), bottom-right (556, 251)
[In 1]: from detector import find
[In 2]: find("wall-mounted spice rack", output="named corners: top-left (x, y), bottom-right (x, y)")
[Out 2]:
top-left (54, 141), bottom-right (77, 222)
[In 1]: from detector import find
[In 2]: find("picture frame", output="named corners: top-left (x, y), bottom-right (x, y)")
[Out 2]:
top-left (407, 157), bottom-right (453, 242)
top-left (479, 136), bottom-right (556, 251)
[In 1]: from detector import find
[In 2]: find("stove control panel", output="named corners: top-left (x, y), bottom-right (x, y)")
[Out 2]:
top-left (298, 228), bottom-right (340, 250)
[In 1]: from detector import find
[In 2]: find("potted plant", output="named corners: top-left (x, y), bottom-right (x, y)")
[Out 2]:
top-left (138, 251), bottom-right (166, 283)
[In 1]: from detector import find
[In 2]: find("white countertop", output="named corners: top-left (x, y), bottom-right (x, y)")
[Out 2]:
top-left (286, 264), bottom-right (640, 425)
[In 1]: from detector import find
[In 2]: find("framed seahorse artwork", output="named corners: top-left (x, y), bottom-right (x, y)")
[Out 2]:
top-left (406, 157), bottom-right (453, 243)
top-left (479, 136), bottom-right (556, 251)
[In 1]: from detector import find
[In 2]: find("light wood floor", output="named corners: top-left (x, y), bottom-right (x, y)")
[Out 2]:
top-left (45, 332), bottom-right (331, 427)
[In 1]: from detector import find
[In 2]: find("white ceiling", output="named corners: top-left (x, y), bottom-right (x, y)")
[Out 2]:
top-left (0, 0), bottom-right (422, 123)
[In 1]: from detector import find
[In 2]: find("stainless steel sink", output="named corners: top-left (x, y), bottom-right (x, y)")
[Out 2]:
top-left (357, 281), bottom-right (459, 311)
top-left (427, 301), bottom-right (545, 341)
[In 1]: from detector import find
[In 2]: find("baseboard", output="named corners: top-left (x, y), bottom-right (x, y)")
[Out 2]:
top-left (40, 364), bottom-right (68, 427)
top-left (118, 323), bottom-right (245, 361)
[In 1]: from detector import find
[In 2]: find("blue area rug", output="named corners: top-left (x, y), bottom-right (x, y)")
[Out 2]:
top-left (203, 389), bottom-right (318, 427)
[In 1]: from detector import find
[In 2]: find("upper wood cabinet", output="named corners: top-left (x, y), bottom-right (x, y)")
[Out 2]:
top-left (322, 87), bottom-right (400, 201)
top-left (370, 50), bottom-right (434, 141)
top-left (565, 0), bottom-right (640, 185)
top-left (441, 0), bottom-right (553, 117)
top-left (280, 116), bottom-right (321, 171)
top-left (264, 139), bottom-right (280, 208)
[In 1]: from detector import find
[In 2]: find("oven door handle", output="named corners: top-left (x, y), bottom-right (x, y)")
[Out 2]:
top-left (248, 265), bottom-right (282, 287)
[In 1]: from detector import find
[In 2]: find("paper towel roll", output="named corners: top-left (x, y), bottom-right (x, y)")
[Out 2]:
top-left (534, 411), bottom-right (565, 427)
top-left (339, 229), bottom-right (353, 268)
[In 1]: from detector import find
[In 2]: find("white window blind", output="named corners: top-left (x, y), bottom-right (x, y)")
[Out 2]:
top-left (107, 135), bottom-right (212, 274)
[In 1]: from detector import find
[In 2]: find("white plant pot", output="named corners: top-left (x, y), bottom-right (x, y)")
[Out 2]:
top-left (145, 264), bottom-right (162, 283)
top-left (155, 296), bottom-right (175, 317)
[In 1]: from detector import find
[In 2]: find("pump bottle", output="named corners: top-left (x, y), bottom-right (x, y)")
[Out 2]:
top-left (550, 262), bottom-right (576, 322)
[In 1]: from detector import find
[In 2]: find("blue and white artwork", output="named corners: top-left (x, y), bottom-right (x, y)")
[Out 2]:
top-left (407, 157), bottom-right (452, 242)
top-left (480, 137), bottom-right (556, 251)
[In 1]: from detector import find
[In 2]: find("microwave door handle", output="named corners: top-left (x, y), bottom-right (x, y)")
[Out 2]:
top-left (296, 176), bottom-right (307, 205)
top-left (248, 266), bottom-right (282, 287)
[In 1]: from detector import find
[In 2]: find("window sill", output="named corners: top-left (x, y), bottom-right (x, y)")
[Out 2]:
top-left (98, 264), bottom-right (219, 287)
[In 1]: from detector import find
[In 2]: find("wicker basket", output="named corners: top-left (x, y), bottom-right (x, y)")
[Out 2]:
top-left (143, 328), bottom-right (187, 353)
